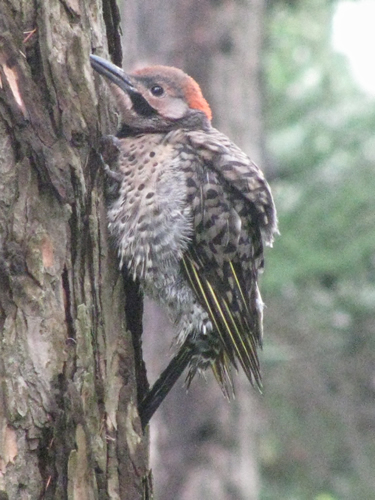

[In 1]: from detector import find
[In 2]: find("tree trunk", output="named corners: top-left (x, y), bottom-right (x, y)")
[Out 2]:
top-left (0, 1), bottom-right (149, 499)
top-left (121, 1), bottom-right (265, 498)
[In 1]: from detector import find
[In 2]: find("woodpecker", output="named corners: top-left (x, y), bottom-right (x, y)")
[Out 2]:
top-left (90, 54), bottom-right (278, 428)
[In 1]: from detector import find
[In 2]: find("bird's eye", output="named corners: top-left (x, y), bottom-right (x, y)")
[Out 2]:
top-left (150, 85), bottom-right (164, 97)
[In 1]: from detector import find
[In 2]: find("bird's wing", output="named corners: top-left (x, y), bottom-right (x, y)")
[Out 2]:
top-left (181, 131), bottom-right (276, 391)
top-left (188, 129), bottom-right (278, 244)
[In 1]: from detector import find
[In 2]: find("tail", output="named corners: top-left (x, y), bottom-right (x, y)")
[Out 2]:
top-left (138, 340), bottom-right (193, 429)
top-left (138, 335), bottom-right (236, 428)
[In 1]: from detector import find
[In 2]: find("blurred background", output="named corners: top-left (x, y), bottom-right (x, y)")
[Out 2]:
top-left (121, 1), bottom-right (375, 498)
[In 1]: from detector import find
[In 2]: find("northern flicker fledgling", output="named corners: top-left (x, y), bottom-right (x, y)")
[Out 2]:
top-left (90, 54), bottom-right (278, 428)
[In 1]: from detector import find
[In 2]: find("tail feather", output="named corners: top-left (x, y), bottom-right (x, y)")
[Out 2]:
top-left (139, 340), bottom-right (193, 429)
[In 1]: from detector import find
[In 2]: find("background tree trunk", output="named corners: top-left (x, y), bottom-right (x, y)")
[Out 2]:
top-left (122, 1), bottom-right (266, 498)
top-left (0, 1), bottom-right (149, 498)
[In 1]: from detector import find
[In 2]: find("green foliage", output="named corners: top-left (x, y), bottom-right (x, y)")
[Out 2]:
top-left (264, 0), bottom-right (375, 312)
top-left (261, 1), bottom-right (375, 498)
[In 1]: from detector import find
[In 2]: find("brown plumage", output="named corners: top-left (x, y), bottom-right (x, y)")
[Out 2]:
top-left (90, 54), bottom-right (278, 427)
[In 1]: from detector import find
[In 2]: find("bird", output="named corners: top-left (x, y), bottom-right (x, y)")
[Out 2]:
top-left (90, 54), bottom-right (278, 428)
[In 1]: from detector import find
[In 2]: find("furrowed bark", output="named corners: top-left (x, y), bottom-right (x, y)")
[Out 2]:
top-left (0, 1), bottom-right (149, 498)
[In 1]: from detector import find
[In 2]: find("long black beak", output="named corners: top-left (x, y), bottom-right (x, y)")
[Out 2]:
top-left (90, 54), bottom-right (136, 94)
top-left (90, 54), bottom-right (157, 118)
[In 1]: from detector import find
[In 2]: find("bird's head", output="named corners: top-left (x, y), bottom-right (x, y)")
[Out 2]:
top-left (90, 54), bottom-right (212, 134)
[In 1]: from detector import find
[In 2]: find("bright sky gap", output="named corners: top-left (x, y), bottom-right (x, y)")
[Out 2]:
top-left (332, 0), bottom-right (375, 95)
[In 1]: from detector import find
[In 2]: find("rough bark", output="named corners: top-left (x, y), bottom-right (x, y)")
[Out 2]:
top-left (121, 1), bottom-right (266, 499)
top-left (0, 1), bottom-right (149, 499)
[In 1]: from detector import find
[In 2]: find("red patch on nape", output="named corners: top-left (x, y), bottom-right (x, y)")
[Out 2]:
top-left (184, 76), bottom-right (212, 121)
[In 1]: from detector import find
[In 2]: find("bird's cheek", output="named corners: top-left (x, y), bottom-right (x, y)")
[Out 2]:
top-left (159, 98), bottom-right (189, 120)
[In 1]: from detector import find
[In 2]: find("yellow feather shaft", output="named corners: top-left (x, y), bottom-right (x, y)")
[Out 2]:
top-left (204, 280), bottom-right (251, 369)
top-left (229, 261), bottom-right (250, 316)
top-left (182, 256), bottom-right (222, 336)
top-left (229, 261), bottom-right (259, 353)
top-left (221, 298), bottom-right (259, 374)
